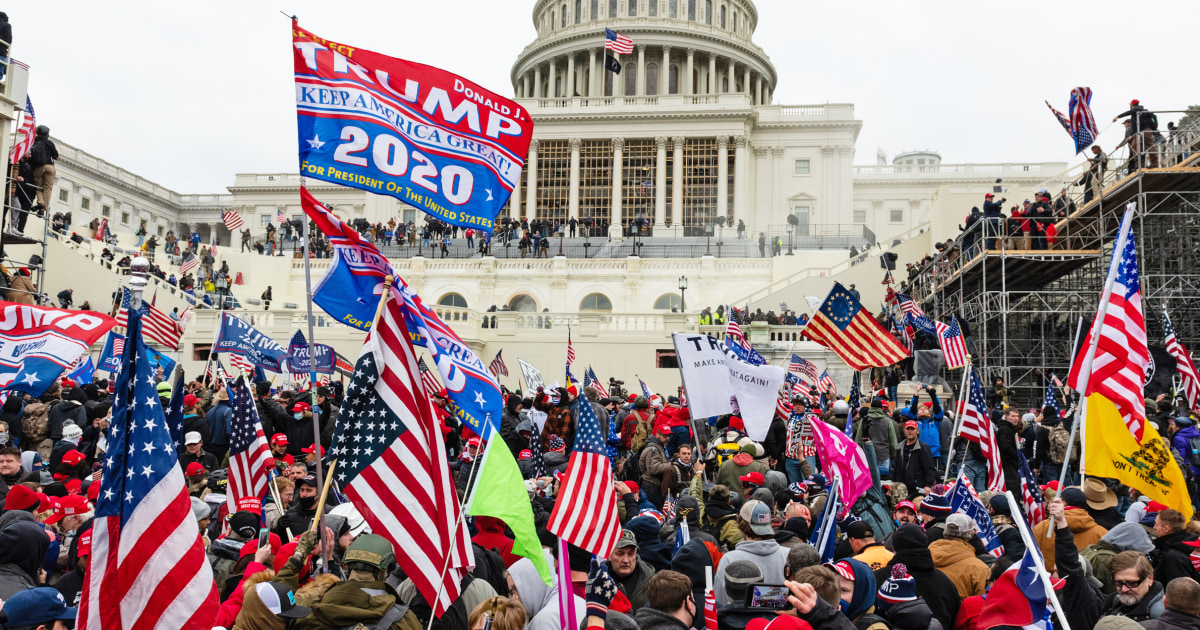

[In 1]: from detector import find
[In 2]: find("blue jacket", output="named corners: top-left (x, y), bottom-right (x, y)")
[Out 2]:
top-left (207, 401), bottom-right (233, 448)
top-left (902, 392), bottom-right (944, 458)
top-left (1170, 424), bottom-right (1200, 475)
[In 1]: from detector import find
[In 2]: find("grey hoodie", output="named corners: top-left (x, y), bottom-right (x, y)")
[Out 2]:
top-left (713, 539), bottom-right (789, 605)
top-left (509, 550), bottom-right (585, 630)
top-left (1101, 522), bottom-right (1155, 554)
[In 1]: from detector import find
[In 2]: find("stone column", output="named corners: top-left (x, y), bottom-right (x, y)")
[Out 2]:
top-left (525, 139), bottom-right (539, 219)
top-left (568, 138), bottom-right (581, 221)
top-left (727, 58), bottom-right (736, 93)
top-left (708, 54), bottom-right (717, 94)
top-left (534, 66), bottom-right (543, 99)
top-left (756, 75), bottom-right (762, 105)
top-left (510, 167), bottom-right (522, 219)
top-left (523, 73), bottom-right (531, 98)
top-left (733, 135), bottom-right (747, 228)
top-left (654, 136), bottom-right (667, 231)
top-left (566, 53), bottom-right (576, 97)
top-left (661, 46), bottom-right (671, 94)
top-left (717, 135), bottom-right (729, 222)
top-left (671, 136), bottom-right (684, 228)
top-left (773, 146), bottom-right (786, 227)
top-left (588, 48), bottom-right (597, 97)
top-left (685, 48), bottom-right (695, 95)
top-left (636, 45), bottom-right (646, 96)
top-left (548, 58), bottom-right (557, 97)
top-left (743, 66), bottom-right (750, 97)
top-left (610, 138), bottom-right (625, 238)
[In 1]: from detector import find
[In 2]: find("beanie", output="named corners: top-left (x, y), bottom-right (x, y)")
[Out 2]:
top-left (877, 563), bottom-right (917, 610)
top-left (918, 492), bottom-right (952, 516)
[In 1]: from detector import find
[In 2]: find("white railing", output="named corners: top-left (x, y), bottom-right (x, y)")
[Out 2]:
top-left (852, 162), bottom-right (1066, 177)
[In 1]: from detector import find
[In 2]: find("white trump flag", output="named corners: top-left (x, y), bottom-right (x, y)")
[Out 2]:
top-left (673, 333), bottom-right (786, 440)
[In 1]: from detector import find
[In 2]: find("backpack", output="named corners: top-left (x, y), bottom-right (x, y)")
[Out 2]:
top-left (21, 401), bottom-right (52, 444)
top-left (713, 441), bottom-right (743, 467)
top-left (622, 442), bottom-right (651, 482)
top-left (1188, 436), bottom-right (1200, 468)
top-left (1048, 425), bottom-right (1071, 465)
top-left (848, 487), bottom-right (896, 542)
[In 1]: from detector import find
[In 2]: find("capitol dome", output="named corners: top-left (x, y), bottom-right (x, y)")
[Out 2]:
top-left (512, 0), bottom-right (777, 103)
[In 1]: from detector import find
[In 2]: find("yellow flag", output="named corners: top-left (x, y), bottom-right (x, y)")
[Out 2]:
top-left (1084, 393), bottom-right (1193, 520)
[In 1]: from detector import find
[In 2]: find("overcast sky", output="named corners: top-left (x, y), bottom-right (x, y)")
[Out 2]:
top-left (9, 0), bottom-right (1192, 194)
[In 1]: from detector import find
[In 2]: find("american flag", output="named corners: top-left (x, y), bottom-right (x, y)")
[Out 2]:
top-left (1043, 376), bottom-right (1060, 419)
top-left (225, 377), bottom-right (273, 514)
top-left (547, 378), bottom-right (622, 557)
top-left (892, 316), bottom-right (914, 353)
top-left (819, 370), bottom-right (837, 396)
top-left (804, 283), bottom-right (910, 370)
top-left (79, 307), bottom-right (218, 630)
top-left (418, 357), bottom-right (443, 397)
top-left (112, 336), bottom-right (126, 358)
top-left (567, 329), bottom-right (576, 366)
top-left (527, 420), bottom-right (546, 479)
top-left (1068, 87), bottom-right (1099, 154)
top-left (1164, 310), bottom-right (1200, 412)
top-left (1068, 209), bottom-right (1148, 441)
top-left (179, 251), bottom-right (199, 275)
top-left (936, 316), bottom-right (969, 369)
top-left (206, 355), bottom-right (228, 382)
top-left (638, 377), bottom-right (656, 402)
top-left (725, 316), bottom-right (750, 350)
top-left (662, 492), bottom-right (677, 521)
top-left (845, 371), bottom-right (860, 438)
top-left (789, 354), bottom-right (819, 382)
top-left (8, 96), bottom-right (35, 164)
top-left (955, 368), bottom-right (1005, 493)
top-left (329, 296), bottom-right (472, 616)
top-left (776, 394), bottom-right (793, 420)
top-left (276, 207), bottom-right (287, 224)
top-left (116, 288), bottom-right (183, 350)
top-left (221, 209), bottom-right (245, 232)
top-left (228, 353), bottom-right (255, 375)
top-left (488, 350), bottom-right (509, 378)
top-left (1046, 100), bottom-right (1072, 137)
top-left (604, 28), bottom-right (633, 55)
top-left (584, 366), bottom-right (609, 399)
top-left (95, 218), bottom-right (109, 242)
top-left (1051, 374), bottom-right (1063, 388)
top-left (1017, 450), bottom-right (1045, 526)
top-left (894, 293), bottom-right (926, 319)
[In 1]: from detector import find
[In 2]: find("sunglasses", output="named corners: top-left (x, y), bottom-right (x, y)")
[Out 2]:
top-left (1114, 576), bottom-right (1147, 590)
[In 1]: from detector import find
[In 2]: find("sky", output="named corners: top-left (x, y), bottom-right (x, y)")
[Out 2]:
top-left (8, 0), bottom-right (1193, 194)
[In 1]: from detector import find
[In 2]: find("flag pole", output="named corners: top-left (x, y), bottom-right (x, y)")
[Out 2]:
top-left (943, 355), bottom-right (974, 482)
top-left (1053, 202), bottom-right (1137, 520)
top-left (671, 332), bottom-right (705, 455)
top-left (1004, 491), bottom-right (1072, 630)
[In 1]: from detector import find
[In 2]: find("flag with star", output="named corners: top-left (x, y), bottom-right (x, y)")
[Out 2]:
top-left (527, 420), bottom-right (546, 479)
top-left (78, 302), bottom-right (217, 630)
top-left (225, 376), bottom-right (273, 513)
top-left (328, 295), bottom-right (472, 617)
top-left (976, 545), bottom-right (1055, 630)
top-left (804, 282), bottom-right (909, 370)
top-left (165, 371), bottom-right (186, 454)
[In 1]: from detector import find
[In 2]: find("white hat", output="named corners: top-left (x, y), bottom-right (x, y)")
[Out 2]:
top-left (62, 424), bottom-right (84, 440)
top-left (184, 431), bottom-right (202, 445)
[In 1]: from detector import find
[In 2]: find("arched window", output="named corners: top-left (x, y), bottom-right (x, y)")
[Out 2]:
top-left (646, 63), bottom-right (659, 95)
top-left (720, 4), bottom-right (726, 28)
top-left (562, 4), bottom-right (568, 26)
top-left (705, 0), bottom-right (712, 24)
top-left (438, 293), bottom-right (468, 308)
top-left (628, 0), bottom-right (637, 16)
top-left (580, 293), bottom-right (613, 311)
top-left (653, 294), bottom-right (683, 310)
top-left (624, 63), bottom-right (636, 95)
top-left (722, 77), bottom-right (728, 92)
top-left (509, 295), bottom-right (538, 312)
top-left (668, 64), bottom-right (679, 93)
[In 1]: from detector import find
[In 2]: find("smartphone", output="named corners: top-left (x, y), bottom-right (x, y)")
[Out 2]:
top-left (746, 583), bottom-right (791, 610)
top-left (258, 527), bottom-right (270, 548)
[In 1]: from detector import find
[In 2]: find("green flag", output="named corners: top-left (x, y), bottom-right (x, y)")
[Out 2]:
top-left (467, 438), bottom-right (553, 584)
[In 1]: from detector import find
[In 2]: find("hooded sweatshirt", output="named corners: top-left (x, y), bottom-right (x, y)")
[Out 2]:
top-left (1032, 508), bottom-right (1108, 572)
top-left (1082, 522), bottom-right (1157, 594)
top-left (510, 551), bottom-right (586, 630)
top-left (713, 539), bottom-right (789, 605)
top-left (0, 511), bottom-right (52, 601)
top-left (671, 539), bottom-right (723, 629)
top-left (929, 536), bottom-right (989, 599)
top-left (627, 514), bottom-right (673, 572)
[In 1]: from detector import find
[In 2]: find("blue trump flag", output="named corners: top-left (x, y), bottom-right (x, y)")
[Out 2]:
top-left (145, 346), bottom-right (177, 380)
top-left (67, 356), bottom-right (96, 385)
top-left (809, 476), bottom-right (841, 564)
top-left (949, 471), bottom-right (1004, 556)
top-left (214, 313), bottom-right (287, 372)
top-left (285, 330), bottom-right (336, 375)
top-left (724, 336), bottom-right (766, 366)
top-left (98, 333), bottom-right (124, 374)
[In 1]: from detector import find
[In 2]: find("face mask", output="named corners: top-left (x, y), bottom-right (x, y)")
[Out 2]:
top-left (294, 412), bottom-right (304, 420)
top-left (0, 432), bottom-right (7, 445)
top-left (66, 436), bottom-right (82, 446)
top-left (299, 494), bottom-right (317, 510)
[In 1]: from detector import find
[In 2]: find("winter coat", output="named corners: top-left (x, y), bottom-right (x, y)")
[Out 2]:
top-left (8, 274), bottom-right (36, 305)
top-left (929, 537), bottom-right (989, 599)
top-left (499, 407), bottom-right (525, 458)
top-left (994, 419), bottom-right (1022, 493)
top-left (1031, 508), bottom-right (1108, 572)
top-left (901, 393), bottom-right (944, 458)
top-left (255, 397), bottom-right (289, 441)
top-left (605, 557), bottom-right (656, 611)
top-left (1171, 424), bottom-right (1200, 476)
top-left (893, 439), bottom-right (935, 496)
top-left (639, 435), bottom-right (673, 492)
top-left (1152, 530), bottom-right (1200, 586)
top-left (634, 607), bottom-right (691, 630)
top-left (1081, 522), bottom-right (1156, 594)
top-left (714, 454), bottom-right (768, 500)
top-left (48, 397), bottom-right (86, 443)
top-left (207, 400), bottom-right (233, 447)
top-left (1140, 609), bottom-right (1200, 630)
top-left (1054, 520), bottom-right (1164, 629)
top-left (0, 512), bottom-right (51, 601)
top-left (855, 407), bottom-right (897, 464)
top-left (714, 540), bottom-right (790, 605)
top-left (509, 552), bottom-right (586, 630)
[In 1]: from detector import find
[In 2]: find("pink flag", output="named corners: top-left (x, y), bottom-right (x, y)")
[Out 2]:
top-left (809, 418), bottom-right (873, 507)
top-left (557, 538), bottom-right (578, 630)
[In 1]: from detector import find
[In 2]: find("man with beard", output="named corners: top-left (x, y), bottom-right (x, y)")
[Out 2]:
top-left (881, 500), bottom-right (919, 551)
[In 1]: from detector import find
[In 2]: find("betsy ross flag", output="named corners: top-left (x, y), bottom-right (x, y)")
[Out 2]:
top-left (604, 28), bottom-right (633, 54)
top-left (8, 96), bottom-right (35, 164)
top-left (804, 282), bottom-right (909, 370)
top-left (418, 357), bottom-right (443, 397)
top-left (789, 354), bottom-right (819, 381)
top-left (936, 316), bottom-right (969, 369)
top-left (79, 305), bottom-right (218, 629)
top-left (1164, 310), bottom-right (1200, 412)
top-left (225, 377), bottom-right (273, 514)
top-left (1067, 208), bottom-right (1148, 441)
top-left (221, 208), bottom-right (245, 232)
top-left (547, 377), bottom-right (622, 557)
top-left (489, 350), bottom-right (509, 378)
top-left (956, 368), bottom-right (1005, 493)
top-left (329, 295), bottom-right (473, 616)
top-left (116, 287), bottom-right (183, 350)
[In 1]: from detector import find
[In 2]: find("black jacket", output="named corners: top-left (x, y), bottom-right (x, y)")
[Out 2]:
top-left (893, 439), bottom-right (935, 497)
top-left (48, 399), bottom-right (86, 443)
top-left (1153, 530), bottom-right (1200, 586)
top-left (876, 524), bottom-right (960, 629)
top-left (1142, 609), bottom-right (1200, 630)
top-left (255, 396), bottom-right (289, 441)
top-left (994, 420), bottom-right (1022, 493)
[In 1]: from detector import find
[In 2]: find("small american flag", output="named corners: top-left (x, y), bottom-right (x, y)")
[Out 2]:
top-left (1164, 311), bottom-right (1200, 412)
top-left (418, 357), bottom-right (443, 397)
top-left (8, 96), bottom-right (35, 164)
top-left (79, 308), bottom-right (218, 630)
top-left (1068, 87), bottom-right (1099, 154)
top-left (179, 251), bottom-right (199, 275)
top-left (936, 316), bottom-right (969, 369)
top-left (789, 354), bottom-right (819, 381)
top-left (488, 350), bottom-right (509, 378)
top-left (225, 377), bottom-right (273, 513)
top-left (1067, 209), bottom-right (1148, 441)
top-left (329, 296), bottom-right (472, 616)
top-left (116, 288), bottom-right (183, 350)
top-left (955, 369), bottom-right (1005, 493)
top-left (206, 355), bottom-right (227, 382)
top-left (818, 370), bottom-right (836, 396)
top-left (584, 366), bottom-right (609, 399)
top-left (228, 353), bottom-right (255, 375)
top-left (276, 208), bottom-right (287, 224)
top-left (1043, 376), bottom-right (1060, 419)
top-left (1017, 450), bottom-right (1045, 526)
top-left (894, 293), bottom-right (926, 319)
top-left (1051, 374), bottom-right (1063, 388)
top-left (892, 316), bottom-right (914, 354)
top-left (547, 380), bottom-right (622, 557)
top-left (662, 493), bottom-right (677, 521)
top-left (845, 371), bottom-right (860, 438)
top-left (604, 28), bottom-right (633, 55)
top-left (221, 208), bottom-right (245, 231)
top-left (567, 329), bottom-right (576, 366)
top-left (527, 421), bottom-right (546, 479)
top-left (725, 316), bottom-right (750, 350)
top-left (112, 336), bottom-right (126, 358)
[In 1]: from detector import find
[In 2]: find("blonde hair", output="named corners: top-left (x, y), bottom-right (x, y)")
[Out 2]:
top-left (468, 596), bottom-right (527, 630)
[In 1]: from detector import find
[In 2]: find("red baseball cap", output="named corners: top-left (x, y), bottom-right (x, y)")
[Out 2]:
top-left (301, 444), bottom-right (324, 456)
top-left (78, 528), bottom-right (93, 557)
top-left (518, 449), bottom-right (533, 460)
top-left (271, 433), bottom-right (289, 446)
top-left (747, 616), bottom-right (813, 630)
top-left (985, 193), bottom-right (995, 198)
top-left (87, 480), bottom-right (101, 503)
top-left (185, 462), bottom-right (207, 476)
top-left (281, 454), bottom-right (295, 467)
top-left (895, 500), bottom-right (917, 512)
top-left (45, 495), bottom-right (90, 525)
top-left (739, 471), bottom-right (765, 486)
top-left (903, 420), bottom-right (918, 430)
top-left (183, 394), bottom-right (199, 408)
top-left (292, 402), bottom-right (311, 413)
top-left (65, 479), bottom-right (82, 496)
top-left (62, 450), bottom-right (87, 466)
top-left (1041, 480), bottom-right (1061, 492)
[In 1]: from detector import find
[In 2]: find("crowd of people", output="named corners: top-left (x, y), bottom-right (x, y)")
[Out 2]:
top-left (2, 359), bottom-right (1200, 630)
